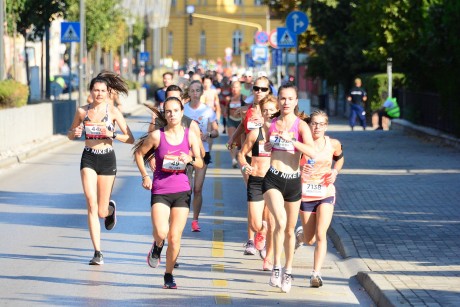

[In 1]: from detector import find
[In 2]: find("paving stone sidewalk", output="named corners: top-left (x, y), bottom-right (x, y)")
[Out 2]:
top-left (326, 117), bottom-right (460, 306)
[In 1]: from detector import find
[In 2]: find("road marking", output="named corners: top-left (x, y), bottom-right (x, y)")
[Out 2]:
top-left (214, 180), bottom-right (222, 200)
top-left (212, 264), bottom-right (225, 272)
top-left (215, 294), bottom-right (231, 305)
top-left (213, 280), bottom-right (228, 287)
top-left (214, 210), bottom-right (224, 216)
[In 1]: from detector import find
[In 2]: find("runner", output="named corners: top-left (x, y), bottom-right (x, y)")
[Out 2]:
top-left (202, 75), bottom-right (222, 121)
top-left (237, 95), bottom-right (278, 271)
top-left (184, 80), bottom-right (219, 232)
top-left (262, 83), bottom-right (316, 293)
top-left (295, 110), bottom-right (344, 288)
top-left (227, 80), bottom-right (245, 168)
top-left (134, 96), bottom-right (204, 289)
top-left (67, 70), bottom-right (134, 265)
top-left (226, 76), bottom-right (272, 255)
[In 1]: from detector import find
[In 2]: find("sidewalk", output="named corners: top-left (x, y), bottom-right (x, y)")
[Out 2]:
top-left (2, 113), bottom-right (459, 306)
top-left (326, 116), bottom-right (460, 306)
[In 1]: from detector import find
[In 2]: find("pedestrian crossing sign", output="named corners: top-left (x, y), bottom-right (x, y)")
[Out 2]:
top-left (61, 22), bottom-right (81, 43)
top-left (277, 27), bottom-right (297, 48)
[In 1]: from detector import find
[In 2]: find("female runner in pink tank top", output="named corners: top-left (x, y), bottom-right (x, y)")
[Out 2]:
top-left (134, 96), bottom-right (203, 289)
top-left (295, 110), bottom-right (344, 288)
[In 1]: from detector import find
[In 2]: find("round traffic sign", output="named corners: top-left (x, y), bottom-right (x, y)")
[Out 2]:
top-left (255, 31), bottom-right (269, 45)
top-left (268, 29), bottom-right (278, 48)
top-left (286, 11), bottom-right (309, 35)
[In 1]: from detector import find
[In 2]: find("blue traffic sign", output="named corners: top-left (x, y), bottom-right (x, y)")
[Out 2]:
top-left (277, 27), bottom-right (297, 48)
top-left (246, 54), bottom-right (255, 67)
top-left (272, 49), bottom-right (283, 66)
top-left (252, 45), bottom-right (268, 63)
top-left (255, 31), bottom-right (269, 45)
top-left (61, 22), bottom-right (80, 43)
top-left (140, 52), bottom-right (150, 62)
top-left (286, 11), bottom-right (309, 35)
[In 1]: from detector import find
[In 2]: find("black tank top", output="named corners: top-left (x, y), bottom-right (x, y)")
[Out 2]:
top-left (251, 128), bottom-right (265, 157)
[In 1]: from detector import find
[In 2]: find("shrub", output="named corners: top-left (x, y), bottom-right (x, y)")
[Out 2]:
top-left (125, 80), bottom-right (140, 90)
top-left (0, 80), bottom-right (29, 109)
top-left (361, 73), bottom-right (405, 112)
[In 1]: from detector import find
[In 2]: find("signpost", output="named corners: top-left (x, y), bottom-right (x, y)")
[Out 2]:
top-left (61, 22), bottom-right (81, 102)
top-left (285, 11), bottom-right (309, 87)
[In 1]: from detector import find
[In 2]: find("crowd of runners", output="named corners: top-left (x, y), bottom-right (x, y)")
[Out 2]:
top-left (67, 68), bottom-right (344, 292)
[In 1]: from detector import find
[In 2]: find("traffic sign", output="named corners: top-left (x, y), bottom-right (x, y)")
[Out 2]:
top-left (252, 45), bottom-right (268, 63)
top-left (277, 27), bottom-right (296, 48)
top-left (140, 52), bottom-right (150, 62)
top-left (286, 11), bottom-right (309, 35)
top-left (246, 54), bottom-right (255, 68)
top-left (272, 49), bottom-right (283, 66)
top-left (61, 22), bottom-right (80, 43)
top-left (255, 31), bottom-right (269, 45)
top-left (268, 29), bottom-right (278, 49)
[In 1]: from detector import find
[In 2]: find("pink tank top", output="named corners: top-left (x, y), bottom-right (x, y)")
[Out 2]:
top-left (301, 136), bottom-right (336, 201)
top-left (153, 128), bottom-right (191, 194)
top-left (268, 117), bottom-right (303, 153)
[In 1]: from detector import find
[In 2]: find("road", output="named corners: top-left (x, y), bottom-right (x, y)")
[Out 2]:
top-left (0, 111), bottom-right (372, 306)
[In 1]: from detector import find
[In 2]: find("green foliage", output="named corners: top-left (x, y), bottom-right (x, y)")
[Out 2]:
top-left (359, 73), bottom-right (405, 112)
top-left (125, 80), bottom-right (140, 90)
top-left (0, 80), bottom-right (29, 109)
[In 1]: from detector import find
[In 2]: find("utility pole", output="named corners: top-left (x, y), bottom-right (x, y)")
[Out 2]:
top-left (0, 0), bottom-right (5, 80)
top-left (78, 0), bottom-right (85, 106)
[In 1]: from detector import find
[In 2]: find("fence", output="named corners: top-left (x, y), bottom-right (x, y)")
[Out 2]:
top-left (395, 89), bottom-right (459, 136)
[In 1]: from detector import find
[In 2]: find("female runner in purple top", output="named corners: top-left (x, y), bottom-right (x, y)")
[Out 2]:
top-left (134, 96), bottom-right (203, 289)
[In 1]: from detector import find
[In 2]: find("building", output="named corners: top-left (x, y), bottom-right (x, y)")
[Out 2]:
top-left (151, 0), bottom-right (283, 72)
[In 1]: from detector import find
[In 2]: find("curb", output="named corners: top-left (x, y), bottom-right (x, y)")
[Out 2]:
top-left (0, 136), bottom-right (70, 169)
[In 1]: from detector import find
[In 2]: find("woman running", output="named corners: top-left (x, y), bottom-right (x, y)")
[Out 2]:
top-left (262, 83), bottom-right (316, 293)
top-left (227, 80), bottom-right (245, 168)
top-left (226, 76), bottom-right (272, 255)
top-left (295, 110), bottom-right (344, 288)
top-left (67, 71), bottom-right (134, 265)
top-left (134, 96), bottom-right (204, 289)
top-left (237, 95), bottom-right (278, 271)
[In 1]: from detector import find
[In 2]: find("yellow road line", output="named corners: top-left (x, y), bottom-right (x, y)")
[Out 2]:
top-left (215, 294), bottom-right (232, 305)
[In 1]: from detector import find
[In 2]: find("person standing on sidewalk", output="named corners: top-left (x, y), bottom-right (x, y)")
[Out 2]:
top-left (134, 96), bottom-right (204, 289)
top-left (184, 80), bottom-right (219, 232)
top-left (262, 83), bottom-right (316, 293)
top-left (67, 71), bottom-right (135, 265)
top-left (346, 78), bottom-right (367, 130)
top-left (238, 95), bottom-right (278, 271)
top-left (294, 110), bottom-right (344, 288)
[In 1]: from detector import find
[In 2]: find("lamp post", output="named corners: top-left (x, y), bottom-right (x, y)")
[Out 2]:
top-left (184, 4), bottom-right (194, 69)
top-left (0, 0), bottom-right (5, 80)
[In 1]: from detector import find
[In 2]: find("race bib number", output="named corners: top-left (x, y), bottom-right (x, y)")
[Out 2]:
top-left (229, 102), bottom-right (240, 109)
top-left (269, 132), bottom-right (294, 151)
top-left (247, 120), bottom-right (262, 130)
top-left (162, 155), bottom-right (186, 173)
top-left (302, 181), bottom-right (327, 197)
top-left (258, 141), bottom-right (271, 157)
top-left (85, 122), bottom-right (108, 139)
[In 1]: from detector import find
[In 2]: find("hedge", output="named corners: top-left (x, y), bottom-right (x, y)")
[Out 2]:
top-left (0, 80), bottom-right (29, 109)
top-left (360, 73), bottom-right (405, 112)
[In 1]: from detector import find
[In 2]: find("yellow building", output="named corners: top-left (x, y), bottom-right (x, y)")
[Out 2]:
top-left (154, 0), bottom-right (283, 69)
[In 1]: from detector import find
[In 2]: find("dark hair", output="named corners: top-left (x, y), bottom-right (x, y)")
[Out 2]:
top-left (164, 96), bottom-right (184, 111)
top-left (277, 82), bottom-right (298, 98)
top-left (188, 80), bottom-right (204, 92)
top-left (202, 75), bottom-right (213, 83)
top-left (271, 82), bottom-right (306, 119)
top-left (89, 70), bottom-right (128, 96)
top-left (163, 72), bottom-right (173, 78)
top-left (166, 84), bottom-right (183, 95)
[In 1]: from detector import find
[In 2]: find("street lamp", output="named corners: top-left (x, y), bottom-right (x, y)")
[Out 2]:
top-left (387, 57), bottom-right (393, 98)
top-left (184, 4), bottom-right (195, 68)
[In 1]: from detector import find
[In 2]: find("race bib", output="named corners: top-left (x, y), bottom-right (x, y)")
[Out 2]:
top-left (247, 120), bottom-right (262, 130)
top-left (162, 155), bottom-right (186, 173)
top-left (269, 132), bottom-right (295, 151)
top-left (302, 181), bottom-right (327, 198)
top-left (229, 102), bottom-right (240, 109)
top-left (85, 122), bottom-right (108, 139)
top-left (258, 140), bottom-right (271, 157)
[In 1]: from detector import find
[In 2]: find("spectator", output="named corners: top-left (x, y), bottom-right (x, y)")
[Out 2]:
top-left (346, 78), bottom-right (367, 131)
top-left (374, 97), bottom-right (400, 130)
top-left (154, 72), bottom-right (174, 113)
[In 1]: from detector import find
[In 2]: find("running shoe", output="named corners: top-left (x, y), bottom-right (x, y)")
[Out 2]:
top-left (89, 251), bottom-right (104, 265)
top-left (174, 262), bottom-right (179, 268)
top-left (243, 240), bottom-right (256, 255)
top-left (191, 220), bottom-right (201, 232)
top-left (254, 221), bottom-right (267, 251)
top-left (263, 258), bottom-right (273, 271)
top-left (104, 200), bottom-right (117, 230)
top-left (232, 159), bottom-right (238, 169)
top-left (281, 271), bottom-right (293, 293)
top-left (258, 247), bottom-right (267, 260)
top-left (147, 240), bottom-right (164, 268)
top-left (294, 226), bottom-right (304, 253)
top-left (163, 273), bottom-right (177, 289)
top-left (269, 268), bottom-right (282, 288)
top-left (310, 271), bottom-right (323, 288)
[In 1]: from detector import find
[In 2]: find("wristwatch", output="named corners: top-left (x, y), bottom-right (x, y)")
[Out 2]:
top-left (189, 157), bottom-right (195, 166)
top-left (112, 132), bottom-right (117, 139)
top-left (291, 137), bottom-right (297, 142)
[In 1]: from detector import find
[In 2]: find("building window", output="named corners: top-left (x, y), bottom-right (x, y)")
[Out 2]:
top-left (232, 30), bottom-right (242, 55)
top-left (200, 31), bottom-right (206, 55)
top-left (254, 0), bottom-right (262, 5)
top-left (167, 31), bottom-right (173, 55)
top-left (171, 0), bottom-right (176, 6)
top-left (234, 0), bottom-right (242, 5)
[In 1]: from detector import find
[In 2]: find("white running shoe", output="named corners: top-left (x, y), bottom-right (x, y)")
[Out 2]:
top-left (294, 226), bottom-right (304, 252)
top-left (269, 268), bottom-right (282, 288)
top-left (281, 271), bottom-right (293, 293)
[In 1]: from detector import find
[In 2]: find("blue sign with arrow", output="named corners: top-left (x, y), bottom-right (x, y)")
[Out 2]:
top-left (286, 11), bottom-right (309, 35)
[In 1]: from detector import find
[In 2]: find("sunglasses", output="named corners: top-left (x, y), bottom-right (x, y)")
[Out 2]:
top-left (253, 86), bottom-right (269, 92)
